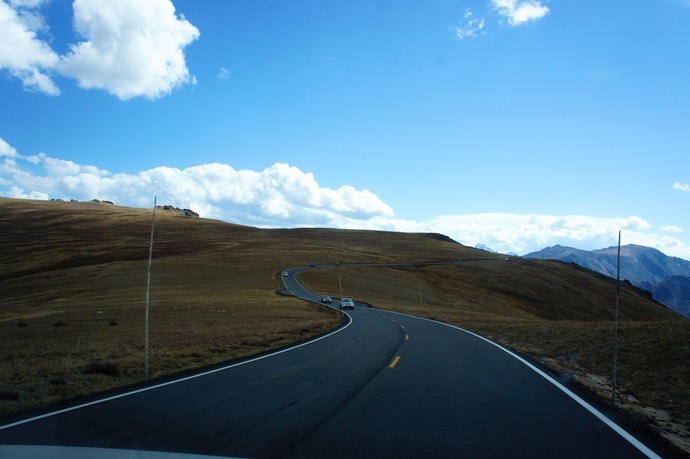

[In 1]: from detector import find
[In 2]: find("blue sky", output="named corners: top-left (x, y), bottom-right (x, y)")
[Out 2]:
top-left (1, 0), bottom-right (689, 258)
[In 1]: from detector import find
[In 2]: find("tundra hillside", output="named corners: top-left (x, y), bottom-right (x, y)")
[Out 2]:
top-left (1, 198), bottom-right (688, 455)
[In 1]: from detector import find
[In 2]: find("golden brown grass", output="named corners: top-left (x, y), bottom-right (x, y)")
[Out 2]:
top-left (1, 197), bottom-right (689, 455)
top-left (0, 198), bottom-right (475, 415)
top-left (0, 198), bottom-right (346, 414)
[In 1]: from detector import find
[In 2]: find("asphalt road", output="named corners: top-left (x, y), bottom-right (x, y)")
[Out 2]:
top-left (0, 266), bottom-right (666, 458)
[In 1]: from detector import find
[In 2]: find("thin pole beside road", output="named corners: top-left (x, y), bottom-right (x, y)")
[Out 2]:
top-left (145, 196), bottom-right (157, 381)
top-left (612, 230), bottom-right (621, 406)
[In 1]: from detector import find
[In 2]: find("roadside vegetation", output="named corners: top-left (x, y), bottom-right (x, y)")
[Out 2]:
top-left (1, 197), bottom-right (688, 455)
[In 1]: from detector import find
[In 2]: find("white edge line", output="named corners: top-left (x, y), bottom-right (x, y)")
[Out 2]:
top-left (294, 266), bottom-right (660, 458)
top-left (381, 309), bottom-right (662, 459)
top-left (0, 317), bottom-right (352, 432)
top-left (6, 264), bottom-right (657, 456)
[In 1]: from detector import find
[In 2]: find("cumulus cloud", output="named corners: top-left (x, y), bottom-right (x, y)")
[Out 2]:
top-left (0, 139), bottom-right (394, 227)
top-left (2, 138), bottom-right (689, 260)
top-left (0, 0), bottom-right (199, 99)
top-left (0, 0), bottom-right (60, 94)
top-left (58, 0), bottom-right (200, 99)
top-left (0, 138), bottom-right (18, 157)
top-left (674, 181), bottom-right (690, 192)
top-left (491, 0), bottom-right (549, 26)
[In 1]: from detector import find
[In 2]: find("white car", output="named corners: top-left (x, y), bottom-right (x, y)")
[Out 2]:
top-left (339, 298), bottom-right (354, 310)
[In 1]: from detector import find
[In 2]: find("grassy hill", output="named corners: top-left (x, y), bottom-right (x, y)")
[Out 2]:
top-left (1, 197), bottom-right (688, 454)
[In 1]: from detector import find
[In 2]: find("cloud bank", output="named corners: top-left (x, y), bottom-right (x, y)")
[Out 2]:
top-left (1, 138), bottom-right (688, 260)
top-left (0, 0), bottom-right (199, 99)
top-left (0, 139), bottom-right (394, 227)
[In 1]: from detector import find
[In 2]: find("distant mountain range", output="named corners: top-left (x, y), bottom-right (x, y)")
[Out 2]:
top-left (524, 244), bottom-right (690, 318)
top-left (474, 244), bottom-right (518, 257)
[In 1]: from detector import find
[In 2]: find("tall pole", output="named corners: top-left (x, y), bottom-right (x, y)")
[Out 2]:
top-left (145, 197), bottom-right (157, 380)
top-left (611, 231), bottom-right (621, 405)
top-left (339, 275), bottom-right (343, 299)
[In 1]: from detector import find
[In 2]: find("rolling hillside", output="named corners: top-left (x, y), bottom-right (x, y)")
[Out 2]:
top-left (1, 197), bottom-right (688, 454)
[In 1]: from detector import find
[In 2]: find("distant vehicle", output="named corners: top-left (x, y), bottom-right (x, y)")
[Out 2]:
top-left (340, 298), bottom-right (354, 310)
top-left (321, 296), bottom-right (332, 303)
top-left (282, 271), bottom-right (288, 277)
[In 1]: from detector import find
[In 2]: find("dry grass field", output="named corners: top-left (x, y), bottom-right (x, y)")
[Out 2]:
top-left (1, 197), bottom-right (689, 455)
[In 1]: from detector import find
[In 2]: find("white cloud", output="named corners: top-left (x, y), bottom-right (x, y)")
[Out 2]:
top-left (218, 67), bottom-right (230, 79)
top-left (0, 0), bottom-right (199, 99)
top-left (9, 0), bottom-right (50, 8)
top-left (0, 0), bottom-right (60, 95)
top-left (661, 225), bottom-right (683, 233)
top-left (0, 139), bottom-right (394, 227)
top-left (426, 213), bottom-right (652, 253)
top-left (491, 0), bottom-right (549, 26)
top-left (6, 185), bottom-right (48, 200)
top-left (2, 138), bottom-right (689, 261)
top-left (57, 0), bottom-right (200, 100)
top-left (450, 1), bottom-right (549, 42)
top-left (449, 11), bottom-right (486, 40)
top-left (0, 138), bottom-right (18, 158)
top-left (674, 181), bottom-right (690, 192)
top-left (305, 211), bottom-right (690, 259)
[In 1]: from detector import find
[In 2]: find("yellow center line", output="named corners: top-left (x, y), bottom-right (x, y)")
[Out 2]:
top-left (389, 356), bottom-right (401, 368)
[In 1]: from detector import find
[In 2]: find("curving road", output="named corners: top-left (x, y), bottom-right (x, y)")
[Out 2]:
top-left (0, 265), bottom-right (668, 458)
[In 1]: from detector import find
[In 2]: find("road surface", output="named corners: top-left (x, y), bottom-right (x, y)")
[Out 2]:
top-left (0, 265), bottom-right (667, 458)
